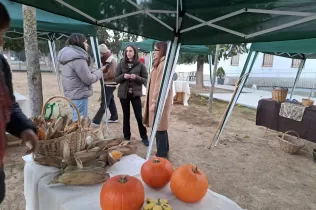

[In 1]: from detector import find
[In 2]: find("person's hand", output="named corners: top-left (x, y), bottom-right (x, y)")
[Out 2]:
top-left (130, 74), bottom-right (136, 80)
top-left (124, 74), bottom-right (131, 79)
top-left (21, 129), bottom-right (39, 154)
top-left (100, 66), bottom-right (106, 72)
top-left (98, 95), bottom-right (102, 102)
top-left (150, 103), bottom-right (156, 112)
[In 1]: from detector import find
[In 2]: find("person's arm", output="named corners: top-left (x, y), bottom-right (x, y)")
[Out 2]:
top-left (6, 102), bottom-right (36, 138)
top-left (104, 60), bottom-right (116, 80)
top-left (114, 62), bottom-right (125, 83)
top-left (151, 63), bottom-right (164, 104)
top-left (73, 59), bottom-right (103, 85)
top-left (0, 55), bottom-right (36, 137)
top-left (134, 64), bottom-right (148, 85)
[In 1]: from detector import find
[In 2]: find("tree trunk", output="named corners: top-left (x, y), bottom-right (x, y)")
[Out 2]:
top-left (208, 45), bottom-right (220, 113)
top-left (23, 5), bottom-right (43, 116)
top-left (195, 58), bottom-right (204, 88)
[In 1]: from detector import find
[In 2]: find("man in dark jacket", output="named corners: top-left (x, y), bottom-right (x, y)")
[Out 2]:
top-left (0, 3), bottom-right (38, 204)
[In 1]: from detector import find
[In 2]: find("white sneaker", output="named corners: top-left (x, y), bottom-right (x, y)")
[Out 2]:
top-left (107, 119), bottom-right (118, 123)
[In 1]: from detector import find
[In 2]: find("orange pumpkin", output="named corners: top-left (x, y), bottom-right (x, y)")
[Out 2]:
top-left (141, 157), bottom-right (173, 189)
top-left (170, 164), bottom-right (208, 203)
top-left (100, 175), bottom-right (144, 210)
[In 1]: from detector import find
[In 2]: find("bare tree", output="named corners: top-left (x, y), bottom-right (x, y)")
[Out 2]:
top-left (23, 5), bottom-right (43, 116)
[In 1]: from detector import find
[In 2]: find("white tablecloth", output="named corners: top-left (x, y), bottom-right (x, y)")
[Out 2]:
top-left (23, 154), bottom-right (243, 210)
top-left (14, 92), bottom-right (31, 118)
top-left (172, 81), bottom-right (190, 106)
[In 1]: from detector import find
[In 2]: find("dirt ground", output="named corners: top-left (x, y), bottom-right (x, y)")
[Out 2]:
top-left (1, 72), bottom-right (316, 210)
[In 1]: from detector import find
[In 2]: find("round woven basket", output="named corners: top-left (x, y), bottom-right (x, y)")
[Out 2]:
top-left (272, 87), bottom-right (288, 103)
top-left (302, 99), bottom-right (314, 107)
top-left (277, 130), bottom-right (305, 155)
top-left (34, 96), bottom-right (88, 163)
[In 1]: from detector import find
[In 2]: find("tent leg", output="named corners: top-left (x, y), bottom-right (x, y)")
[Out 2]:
top-left (208, 55), bottom-right (212, 85)
top-left (209, 51), bottom-right (258, 148)
top-left (90, 36), bottom-right (110, 128)
top-left (145, 36), bottom-right (181, 160)
top-left (290, 58), bottom-right (306, 100)
top-left (148, 51), bottom-right (153, 73)
top-left (48, 40), bottom-right (63, 95)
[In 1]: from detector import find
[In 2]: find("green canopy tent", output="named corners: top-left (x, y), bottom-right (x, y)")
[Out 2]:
top-left (120, 39), bottom-right (212, 76)
top-left (211, 38), bottom-right (316, 147)
top-left (2, 0), bottom-right (96, 95)
top-left (10, 0), bottom-right (316, 159)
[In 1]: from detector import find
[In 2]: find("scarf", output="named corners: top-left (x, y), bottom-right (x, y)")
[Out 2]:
top-left (0, 68), bottom-right (13, 165)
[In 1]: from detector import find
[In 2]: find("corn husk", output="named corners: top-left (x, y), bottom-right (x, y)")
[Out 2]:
top-left (50, 167), bottom-right (110, 185)
top-left (33, 155), bottom-right (64, 168)
top-left (88, 138), bottom-right (123, 151)
top-left (108, 145), bottom-right (136, 156)
top-left (74, 147), bottom-right (101, 168)
top-left (107, 151), bottom-right (120, 166)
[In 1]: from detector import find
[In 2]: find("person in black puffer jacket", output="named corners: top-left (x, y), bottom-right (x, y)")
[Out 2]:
top-left (115, 45), bottom-right (149, 146)
top-left (0, 3), bottom-right (39, 204)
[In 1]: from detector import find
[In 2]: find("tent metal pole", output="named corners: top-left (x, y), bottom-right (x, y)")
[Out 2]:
top-left (48, 40), bottom-right (63, 95)
top-left (145, 37), bottom-right (181, 160)
top-left (213, 51), bottom-right (258, 147)
top-left (149, 51), bottom-right (153, 73)
top-left (290, 58), bottom-right (306, 100)
top-left (208, 55), bottom-right (212, 85)
top-left (90, 36), bottom-right (110, 128)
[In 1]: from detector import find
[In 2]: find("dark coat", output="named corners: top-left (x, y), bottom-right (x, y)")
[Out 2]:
top-left (114, 59), bottom-right (148, 99)
top-left (0, 54), bottom-right (36, 137)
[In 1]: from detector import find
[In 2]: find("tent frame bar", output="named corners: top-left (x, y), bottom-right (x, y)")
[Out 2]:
top-left (55, 0), bottom-right (96, 22)
top-left (53, 0), bottom-right (316, 40)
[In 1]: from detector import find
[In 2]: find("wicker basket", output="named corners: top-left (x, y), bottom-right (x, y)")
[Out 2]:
top-left (34, 96), bottom-right (87, 162)
top-left (277, 130), bottom-right (305, 155)
top-left (272, 87), bottom-right (288, 103)
top-left (302, 98), bottom-right (314, 107)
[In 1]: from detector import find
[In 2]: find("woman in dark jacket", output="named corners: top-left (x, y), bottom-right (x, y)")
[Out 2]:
top-left (0, 3), bottom-right (38, 204)
top-left (115, 45), bottom-right (149, 146)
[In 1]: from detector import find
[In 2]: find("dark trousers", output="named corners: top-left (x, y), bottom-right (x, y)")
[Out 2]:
top-left (156, 131), bottom-right (169, 157)
top-left (0, 169), bottom-right (5, 204)
top-left (120, 96), bottom-right (148, 140)
top-left (93, 85), bottom-right (118, 124)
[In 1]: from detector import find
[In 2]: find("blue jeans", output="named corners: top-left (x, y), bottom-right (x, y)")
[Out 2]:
top-left (71, 98), bottom-right (88, 122)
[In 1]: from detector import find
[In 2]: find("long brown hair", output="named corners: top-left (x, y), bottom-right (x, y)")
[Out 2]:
top-left (124, 45), bottom-right (139, 63)
top-left (0, 3), bottom-right (10, 30)
top-left (153, 42), bottom-right (168, 68)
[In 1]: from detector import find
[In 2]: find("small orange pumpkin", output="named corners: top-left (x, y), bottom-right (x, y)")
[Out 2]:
top-left (170, 164), bottom-right (208, 203)
top-left (141, 157), bottom-right (173, 189)
top-left (100, 175), bottom-right (144, 210)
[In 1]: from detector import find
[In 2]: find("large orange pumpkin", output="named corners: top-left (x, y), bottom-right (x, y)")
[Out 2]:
top-left (141, 157), bottom-right (174, 189)
top-left (100, 175), bottom-right (145, 210)
top-left (170, 164), bottom-right (208, 203)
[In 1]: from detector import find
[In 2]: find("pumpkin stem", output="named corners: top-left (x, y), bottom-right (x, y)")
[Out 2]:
top-left (157, 198), bottom-right (161, 205)
top-left (153, 159), bottom-right (160, 163)
top-left (192, 165), bottom-right (198, 173)
top-left (118, 175), bottom-right (128, 183)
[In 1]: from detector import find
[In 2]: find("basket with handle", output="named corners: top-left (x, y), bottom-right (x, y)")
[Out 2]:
top-left (277, 130), bottom-right (305, 155)
top-left (34, 96), bottom-right (87, 163)
top-left (272, 86), bottom-right (288, 103)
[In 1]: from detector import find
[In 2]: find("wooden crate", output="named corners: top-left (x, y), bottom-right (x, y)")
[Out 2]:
top-left (173, 92), bottom-right (185, 105)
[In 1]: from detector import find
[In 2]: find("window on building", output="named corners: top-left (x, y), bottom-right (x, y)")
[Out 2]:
top-left (231, 54), bottom-right (239, 66)
top-left (262, 54), bottom-right (274, 67)
top-left (291, 59), bottom-right (301, 68)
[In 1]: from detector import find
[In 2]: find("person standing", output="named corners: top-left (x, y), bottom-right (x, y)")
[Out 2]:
top-left (143, 42), bottom-right (173, 158)
top-left (57, 33), bottom-right (104, 122)
top-left (0, 3), bottom-right (38, 203)
top-left (115, 45), bottom-right (149, 146)
top-left (92, 44), bottom-right (118, 125)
